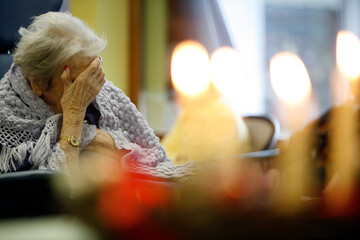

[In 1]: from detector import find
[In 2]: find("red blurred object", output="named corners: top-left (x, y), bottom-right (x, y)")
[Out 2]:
top-left (322, 183), bottom-right (360, 219)
top-left (97, 171), bottom-right (174, 230)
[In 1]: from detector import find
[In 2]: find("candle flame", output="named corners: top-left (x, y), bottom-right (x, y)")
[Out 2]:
top-left (171, 40), bottom-right (210, 96)
top-left (210, 47), bottom-right (246, 100)
top-left (336, 30), bottom-right (360, 80)
top-left (270, 52), bottom-right (311, 105)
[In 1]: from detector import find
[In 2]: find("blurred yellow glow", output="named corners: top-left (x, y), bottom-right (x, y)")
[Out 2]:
top-left (270, 52), bottom-right (311, 105)
top-left (210, 47), bottom-right (245, 99)
top-left (336, 30), bottom-right (360, 80)
top-left (171, 40), bottom-right (210, 96)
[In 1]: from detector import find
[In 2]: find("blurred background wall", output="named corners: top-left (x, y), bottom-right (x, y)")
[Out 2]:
top-left (65, 0), bottom-right (360, 137)
top-left (69, 0), bottom-right (130, 95)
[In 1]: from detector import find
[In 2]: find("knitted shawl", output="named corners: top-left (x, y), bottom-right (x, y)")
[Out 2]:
top-left (0, 64), bottom-right (198, 182)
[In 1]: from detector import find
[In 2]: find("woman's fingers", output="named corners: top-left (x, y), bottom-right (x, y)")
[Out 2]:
top-left (74, 58), bottom-right (100, 83)
top-left (95, 70), bottom-right (105, 86)
top-left (61, 57), bottom-right (106, 113)
top-left (87, 57), bottom-right (101, 74)
top-left (82, 57), bottom-right (103, 79)
top-left (61, 66), bottom-right (72, 90)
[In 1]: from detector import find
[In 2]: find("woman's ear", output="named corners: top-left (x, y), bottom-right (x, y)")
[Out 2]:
top-left (27, 74), bottom-right (44, 97)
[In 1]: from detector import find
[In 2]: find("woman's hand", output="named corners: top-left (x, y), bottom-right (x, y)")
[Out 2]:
top-left (60, 57), bottom-right (105, 115)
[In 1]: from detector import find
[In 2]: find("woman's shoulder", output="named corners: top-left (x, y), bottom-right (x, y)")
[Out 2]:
top-left (100, 80), bottom-right (124, 96)
top-left (98, 80), bottom-right (131, 104)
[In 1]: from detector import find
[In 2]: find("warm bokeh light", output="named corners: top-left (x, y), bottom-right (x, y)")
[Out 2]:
top-left (171, 40), bottom-right (210, 96)
top-left (210, 47), bottom-right (246, 100)
top-left (270, 52), bottom-right (312, 105)
top-left (336, 30), bottom-right (360, 80)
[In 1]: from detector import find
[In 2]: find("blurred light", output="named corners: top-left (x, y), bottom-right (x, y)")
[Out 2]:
top-left (336, 30), bottom-right (360, 80)
top-left (98, 172), bottom-right (171, 230)
top-left (270, 52), bottom-right (312, 105)
top-left (210, 47), bottom-right (246, 103)
top-left (171, 40), bottom-right (210, 96)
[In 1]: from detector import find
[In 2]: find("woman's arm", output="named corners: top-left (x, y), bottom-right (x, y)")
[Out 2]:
top-left (59, 110), bottom-right (84, 178)
top-left (81, 128), bottom-right (130, 159)
top-left (59, 57), bottom-right (105, 179)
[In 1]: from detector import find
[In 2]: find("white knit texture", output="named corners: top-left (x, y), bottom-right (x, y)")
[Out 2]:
top-left (0, 64), bottom-right (198, 182)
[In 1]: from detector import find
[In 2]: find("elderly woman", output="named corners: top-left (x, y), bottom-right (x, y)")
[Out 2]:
top-left (0, 11), bottom-right (196, 182)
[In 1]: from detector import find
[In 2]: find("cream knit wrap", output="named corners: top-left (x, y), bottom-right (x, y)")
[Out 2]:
top-left (0, 64), bottom-right (198, 182)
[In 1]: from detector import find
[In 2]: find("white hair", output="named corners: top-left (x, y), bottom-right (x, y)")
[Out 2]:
top-left (14, 11), bottom-right (106, 90)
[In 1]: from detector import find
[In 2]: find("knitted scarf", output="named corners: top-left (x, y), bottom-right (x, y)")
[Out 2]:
top-left (0, 64), bottom-right (198, 182)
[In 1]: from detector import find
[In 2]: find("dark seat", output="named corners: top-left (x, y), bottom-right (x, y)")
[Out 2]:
top-left (0, 0), bottom-right (66, 219)
top-left (0, 0), bottom-right (63, 78)
top-left (0, 52), bottom-right (12, 78)
top-left (0, 170), bottom-right (71, 219)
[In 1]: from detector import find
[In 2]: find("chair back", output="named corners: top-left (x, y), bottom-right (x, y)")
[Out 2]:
top-left (0, 53), bottom-right (12, 78)
top-left (0, 0), bottom-right (66, 219)
top-left (243, 114), bottom-right (280, 152)
top-left (0, 0), bottom-right (63, 78)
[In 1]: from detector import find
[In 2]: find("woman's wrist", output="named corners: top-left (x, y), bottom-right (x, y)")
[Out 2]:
top-left (62, 108), bottom-right (86, 118)
top-left (61, 110), bottom-right (85, 139)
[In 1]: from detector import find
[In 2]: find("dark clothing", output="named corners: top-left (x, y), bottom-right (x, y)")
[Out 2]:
top-left (84, 103), bottom-right (101, 128)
